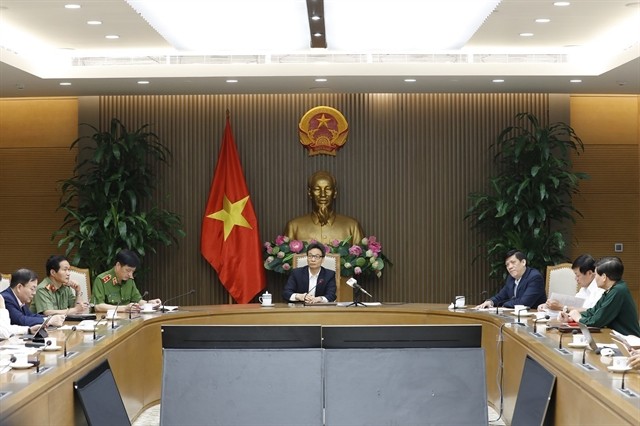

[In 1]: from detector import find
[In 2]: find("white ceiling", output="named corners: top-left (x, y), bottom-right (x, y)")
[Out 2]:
top-left (1, 0), bottom-right (639, 97)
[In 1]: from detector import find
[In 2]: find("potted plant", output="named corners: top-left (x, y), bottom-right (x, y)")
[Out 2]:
top-left (466, 112), bottom-right (589, 282)
top-left (54, 118), bottom-right (185, 278)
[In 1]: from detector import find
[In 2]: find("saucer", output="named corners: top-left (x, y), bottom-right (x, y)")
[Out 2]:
top-left (567, 342), bottom-right (588, 349)
top-left (43, 345), bottom-right (62, 351)
top-left (607, 365), bottom-right (632, 373)
top-left (510, 311), bottom-right (535, 316)
top-left (10, 362), bottom-right (34, 370)
top-left (140, 309), bottom-right (157, 314)
top-left (260, 303), bottom-right (275, 307)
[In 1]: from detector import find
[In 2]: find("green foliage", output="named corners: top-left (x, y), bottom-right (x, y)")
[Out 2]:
top-left (54, 118), bottom-right (185, 278)
top-left (466, 112), bottom-right (589, 282)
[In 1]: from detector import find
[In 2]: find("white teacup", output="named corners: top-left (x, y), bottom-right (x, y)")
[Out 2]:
top-left (44, 337), bottom-right (57, 347)
top-left (612, 356), bottom-right (629, 368)
top-left (142, 304), bottom-right (155, 312)
top-left (259, 292), bottom-right (272, 306)
top-left (534, 311), bottom-right (548, 320)
top-left (455, 296), bottom-right (465, 307)
top-left (514, 304), bottom-right (528, 312)
top-left (572, 334), bottom-right (586, 344)
top-left (13, 353), bottom-right (28, 365)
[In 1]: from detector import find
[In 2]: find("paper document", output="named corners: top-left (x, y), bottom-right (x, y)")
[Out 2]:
top-left (611, 330), bottom-right (640, 348)
top-left (336, 302), bottom-right (382, 307)
top-left (549, 292), bottom-right (585, 309)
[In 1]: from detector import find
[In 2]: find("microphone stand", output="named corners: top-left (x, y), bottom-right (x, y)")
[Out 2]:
top-left (161, 289), bottom-right (195, 312)
top-left (63, 326), bottom-right (77, 358)
top-left (346, 287), bottom-right (366, 308)
top-left (131, 291), bottom-right (149, 319)
top-left (532, 315), bottom-right (550, 334)
top-left (112, 301), bottom-right (121, 329)
top-left (93, 315), bottom-right (106, 341)
top-left (451, 296), bottom-right (465, 311)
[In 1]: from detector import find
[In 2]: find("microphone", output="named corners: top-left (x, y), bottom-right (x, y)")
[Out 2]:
top-left (93, 315), bottom-right (107, 340)
top-left (302, 283), bottom-right (319, 306)
top-left (346, 278), bottom-right (372, 298)
top-left (582, 346), bottom-right (589, 365)
top-left (479, 290), bottom-right (488, 304)
top-left (112, 301), bottom-right (121, 329)
top-left (161, 289), bottom-right (195, 312)
top-left (131, 291), bottom-right (149, 319)
top-left (621, 369), bottom-right (628, 390)
top-left (533, 315), bottom-right (550, 333)
top-left (451, 296), bottom-right (465, 310)
top-left (516, 308), bottom-right (527, 323)
top-left (63, 326), bottom-right (77, 357)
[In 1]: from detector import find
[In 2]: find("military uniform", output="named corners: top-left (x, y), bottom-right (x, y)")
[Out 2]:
top-left (31, 277), bottom-right (76, 314)
top-left (91, 267), bottom-right (142, 306)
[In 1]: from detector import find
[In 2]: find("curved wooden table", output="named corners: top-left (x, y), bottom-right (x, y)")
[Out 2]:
top-left (1, 304), bottom-right (638, 425)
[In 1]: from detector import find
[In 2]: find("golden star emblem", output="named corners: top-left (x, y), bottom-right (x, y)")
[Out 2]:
top-left (316, 114), bottom-right (331, 128)
top-left (207, 195), bottom-right (253, 240)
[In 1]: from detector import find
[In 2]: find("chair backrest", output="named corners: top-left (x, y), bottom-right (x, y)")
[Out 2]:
top-left (293, 253), bottom-right (341, 300)
top-left (0, 273), bottom-right (10, 292)
top-left (545, 263), bottom-right (577, 297)
top-left (74, 359), bottom-right (131, 426)
top-left (69, 266), bottom-right (91, 303)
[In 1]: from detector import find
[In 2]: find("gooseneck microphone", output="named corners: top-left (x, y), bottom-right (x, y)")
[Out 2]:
top-left (161, 289), bottom-right (196, 312)
top-left (93, 315), bottom-right (107, 340)
top-left (346, 278), bottom-right (372, 298)
top-left (452, 296), bottom-right (465, 310)
top-left (582, 346), bottom-right (589, 365)
top-left (621, 369), bottom-right (628, 390)
top-left (63, 326), bottom-right (77, 357)
top-left (533, 315), bottom-right (550, 333)
top-left (302, 284), bottom-right (318, 306)
top-left (479, 291), bottom-right (488, 305)
top-left (112, 301), bottom-right (121, 329)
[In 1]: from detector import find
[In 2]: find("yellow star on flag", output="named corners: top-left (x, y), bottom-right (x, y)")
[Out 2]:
top-left (207, 195), bottom-right (253, 240)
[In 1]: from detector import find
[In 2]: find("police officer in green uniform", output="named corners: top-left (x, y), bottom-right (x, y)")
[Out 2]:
top-left (91, 250), bottom-right (161, 313)
top-left (31, 255), bottom-right (89, 315)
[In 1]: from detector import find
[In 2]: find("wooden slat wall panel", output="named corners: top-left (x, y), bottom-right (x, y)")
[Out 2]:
top-left (95, 93), bottom-right (549, 305)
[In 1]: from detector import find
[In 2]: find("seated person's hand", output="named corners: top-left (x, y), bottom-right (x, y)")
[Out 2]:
top-left (49, 314), bottom-right (65, 327)
top-left (629, 351), bottom-right (640, 370)
top-left (28, 324), bottom-right (41, 334)
top-left (127, 302), bottom-right (141, 313)
top-left (147, 298), bottom-right (162, 307)
top-left (543, 299), bottom-right (562, 311)
top-left (71, 302), bottom-right (90, 314)
top-left (475, 300), bottom-right (493, 309)
top-left (557, 311), bottom-right (570, 322)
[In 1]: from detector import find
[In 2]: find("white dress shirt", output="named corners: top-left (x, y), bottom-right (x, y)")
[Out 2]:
top-left (576, 279), bottom-right (604, 309)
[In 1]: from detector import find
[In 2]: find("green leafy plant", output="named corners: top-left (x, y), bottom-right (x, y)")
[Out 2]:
top-left (466, 112), bottom-right (589, 282)
top-left (54, 118), bottom-right (185, 278)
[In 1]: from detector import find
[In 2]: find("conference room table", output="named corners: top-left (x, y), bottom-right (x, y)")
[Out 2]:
top-left (1, 303), bottom-right (638, 425)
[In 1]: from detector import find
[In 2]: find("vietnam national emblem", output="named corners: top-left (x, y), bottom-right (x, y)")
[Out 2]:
top-left (298, 106), bottom-right (349, 156)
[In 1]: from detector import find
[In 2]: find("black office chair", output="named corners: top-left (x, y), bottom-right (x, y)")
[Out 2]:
top-left (74, 359), bottom-right (131, 426)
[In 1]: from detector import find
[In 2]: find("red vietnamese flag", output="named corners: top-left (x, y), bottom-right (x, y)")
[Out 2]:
top-left (200, 115), bottom-right (266, 304)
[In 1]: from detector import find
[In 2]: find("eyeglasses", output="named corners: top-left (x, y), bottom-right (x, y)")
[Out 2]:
top-left (307, 254), bottom-right (324, 260)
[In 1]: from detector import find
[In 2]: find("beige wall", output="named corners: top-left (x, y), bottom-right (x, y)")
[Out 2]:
top-left (0, 94), bottom-right (638, 311)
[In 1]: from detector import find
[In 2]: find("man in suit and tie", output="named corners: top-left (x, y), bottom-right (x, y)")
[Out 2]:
top-left (0, 268), bottom-right (64, 327)
top-left (283, 243), bottom-right (337, 304)
top-left (475, 249), bottom-right (546, 309)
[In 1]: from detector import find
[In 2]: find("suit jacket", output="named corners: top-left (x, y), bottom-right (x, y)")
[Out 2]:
top-left (490, 267), bottom-right (546, 309)
top-left (0, 287), bottom-right (45, 327)
top-left (283, 266), bottom-right (337, 302)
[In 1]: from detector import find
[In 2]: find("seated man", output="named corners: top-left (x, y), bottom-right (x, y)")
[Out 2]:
top-left (0, 295), bottom-right (41, 339)
top-left (0, 269), bottom-right (64, 327)
top-left (537, 254), bottom-right (604, 313)
top-left (475, 249), bottom-right (546, 309)
top-left (31, 255), bottom-right (89, 315)
top-left (91, 249), bottom-right (161, 313)
top-left (283, 243), bottom-right (337, 304)
top-left (560, 256), bottom-right (640, 337)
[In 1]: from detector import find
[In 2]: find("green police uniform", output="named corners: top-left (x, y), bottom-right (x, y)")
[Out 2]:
top-left (30, 277), bottom-right (77, 314)
top-left (91, 267), bottom-right (142, 306)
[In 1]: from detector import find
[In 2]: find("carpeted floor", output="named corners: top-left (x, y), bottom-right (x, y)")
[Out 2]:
top-left (132, 404), bottom-right (506, 425)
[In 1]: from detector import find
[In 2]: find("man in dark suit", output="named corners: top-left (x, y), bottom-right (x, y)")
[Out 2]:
top-left (475, 249), bottom-right (546, 309)
top-left (1, 268), bottom-right (64, 327)
top-left (283, 242), bottom-right (337, 303)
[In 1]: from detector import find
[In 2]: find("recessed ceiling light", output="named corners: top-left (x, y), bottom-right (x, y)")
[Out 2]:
top-left (315, 78), bottom-right (327, 82)
top-left (226, 79), bottom-right (238, 83)
top-left (535, 18), bottom-right (550, 23)
top-left (520, 32), bottom-right (534, 37)
top-left (553, 2), bottom-right (570, 6)
top-left (313, 32), bottom-right (322, 37)
top-left (404, 78), bottom-right (417, 82)
top-left (492, 79), bottom-right (505, 83)
top-left (311, 16), bottom-right (321, 21)
top-left (569, 79), bottom-right (582, 83)
top-left (64, 4), bottom-right (81, 9)
top-left (105, 35), bottom-right (119, 39)
top-left (59, 82), bottom-right (72, 86)
top-left (138, 81), bottom-right (150, 85)
top-left (87, 20), bottom-right (102, 25)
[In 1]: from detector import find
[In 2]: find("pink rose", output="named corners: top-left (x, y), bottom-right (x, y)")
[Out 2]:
top-left (354, 266), bottom-right (362, 275)
top-left (277, 251), bottom-right (285, 258)
top-left (282, 263), bottom-right (291, 271)
top-left (289, 240), bottom-right (304, 253)
top-left (331, 239), bottom-right (340, 247)
top-left (349, 245), bottom-right (363, 256)
top-left (275, 235), bottom-right (286, 245)
top-left (264, 242), bottom-right (272, 249)
top-left (266, 247), bottom-right (273, 254)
